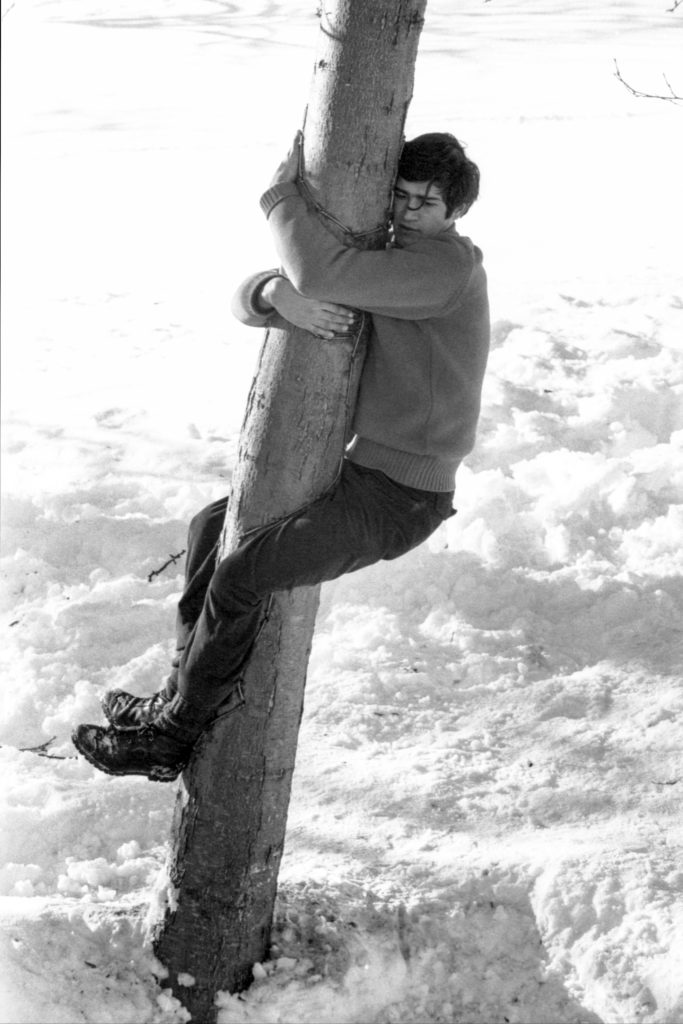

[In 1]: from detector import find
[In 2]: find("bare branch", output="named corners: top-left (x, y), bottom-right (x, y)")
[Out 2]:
top-left (0, 736), bottom-right (73, 760)
top-left (613, 59), bottom-right (682, 103)
top-left (147, 549), bottom-right (186, 583)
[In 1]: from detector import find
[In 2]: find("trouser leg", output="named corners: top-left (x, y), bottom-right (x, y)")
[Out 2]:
top-left (176, 461), bottom-right (451, 710)
top-left (164, 496), bottom-right (228, 697)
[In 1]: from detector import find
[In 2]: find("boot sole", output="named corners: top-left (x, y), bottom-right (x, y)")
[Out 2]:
top-left (72, 729), bottom-right (186, 783)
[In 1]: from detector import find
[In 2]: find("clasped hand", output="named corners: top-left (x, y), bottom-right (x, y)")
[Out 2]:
top-left (270, 131), bottom-right (303, 187)
top-left (262, 277), bottom-right (358, 340)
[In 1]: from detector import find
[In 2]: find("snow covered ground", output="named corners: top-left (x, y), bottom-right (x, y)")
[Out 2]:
top-left (1, 0), bottom-right (682, 1021)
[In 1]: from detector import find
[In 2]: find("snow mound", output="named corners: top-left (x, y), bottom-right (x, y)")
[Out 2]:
top-left (215, 878), bottom-right (600, 1024)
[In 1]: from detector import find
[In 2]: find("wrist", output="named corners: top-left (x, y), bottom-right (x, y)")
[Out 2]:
top-left (254, 275), bottom-right (282, 315)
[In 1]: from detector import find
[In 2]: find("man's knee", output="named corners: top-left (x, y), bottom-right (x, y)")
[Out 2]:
top-left (188, 496), bottom-right (229, 545)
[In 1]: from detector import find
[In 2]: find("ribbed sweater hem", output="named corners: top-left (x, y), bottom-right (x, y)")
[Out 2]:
top-left (347, 438), bottom-right (459, 492)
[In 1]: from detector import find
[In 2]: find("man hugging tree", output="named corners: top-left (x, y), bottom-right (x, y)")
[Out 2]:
top-left (73, 131), bottom-right (490, 780)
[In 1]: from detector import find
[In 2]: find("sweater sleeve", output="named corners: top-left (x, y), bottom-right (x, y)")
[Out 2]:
top-left (230, 268), bottom-right (288, 329)
top-left (260, 183), bottom-right (474, 320)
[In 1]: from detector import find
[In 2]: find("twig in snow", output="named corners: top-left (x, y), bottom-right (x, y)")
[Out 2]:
top-left (613, 59), bottom-right (682, 103)
top-left (2, 736), bottom-right (73, 760)
top-left (147, 549), bottom-right (186, 583)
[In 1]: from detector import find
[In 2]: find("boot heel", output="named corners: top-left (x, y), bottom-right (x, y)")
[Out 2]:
top-left (148, 762), bottom-right (186, 783)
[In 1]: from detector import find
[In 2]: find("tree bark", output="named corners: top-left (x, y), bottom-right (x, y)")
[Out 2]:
top-left (150, 2), bottom-right (427, 1019)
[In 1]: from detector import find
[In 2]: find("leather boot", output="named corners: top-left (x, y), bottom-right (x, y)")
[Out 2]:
top-left (72, 693), bottom-right (212, 782)
top-left (102, 680), bottom-right (245, 731)
top-left (101, 687), bottom-right (172, 730)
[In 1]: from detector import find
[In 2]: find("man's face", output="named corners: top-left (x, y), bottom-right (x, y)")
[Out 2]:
top-left (392, 177), bottom-right (456, 246)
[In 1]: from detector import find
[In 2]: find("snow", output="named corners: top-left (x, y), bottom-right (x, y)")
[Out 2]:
top-left (1, 0), bottom-right (682, 1021)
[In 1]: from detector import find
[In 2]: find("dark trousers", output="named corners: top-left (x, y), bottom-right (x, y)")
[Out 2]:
top-left (168, 460), bottom-right (454, 711)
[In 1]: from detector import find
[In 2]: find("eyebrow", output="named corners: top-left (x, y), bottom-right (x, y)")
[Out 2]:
top-left (394, 184), bottom-right (443, 202)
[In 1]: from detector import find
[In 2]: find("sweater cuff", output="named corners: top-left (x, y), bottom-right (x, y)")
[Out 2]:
top-left (260, 181), bottom-right (301, 218)
top-left (230, 269), bottom-right (281, 326)
top-left (250, 270), bottom-right (282, 316)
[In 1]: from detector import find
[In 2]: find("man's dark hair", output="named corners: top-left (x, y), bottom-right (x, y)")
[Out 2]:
top-left (398, 133), bottom-right (480, 218)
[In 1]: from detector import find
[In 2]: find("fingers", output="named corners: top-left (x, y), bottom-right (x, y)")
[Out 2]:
top-left (322, 303), bottom-right (355, 318)
top-left (272, 132), bottom-right (302, 186)
top-left (320, 306), bottom-right (359, 329)
top-left (323, 317), bottom-right (355, 331)
top-left (312, 316), bottom-right (360, 340)
top-left (320, 320), bottom-right (357, 336)
top-left (313, 329), bottom-right (348, 340)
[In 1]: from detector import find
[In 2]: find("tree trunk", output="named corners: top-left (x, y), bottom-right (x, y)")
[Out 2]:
top-left (150, 2), bottom-right (427, 1018)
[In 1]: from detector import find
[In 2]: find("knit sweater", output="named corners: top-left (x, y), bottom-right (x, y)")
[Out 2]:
top-left (232, 180), bottom-right (490, 492)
